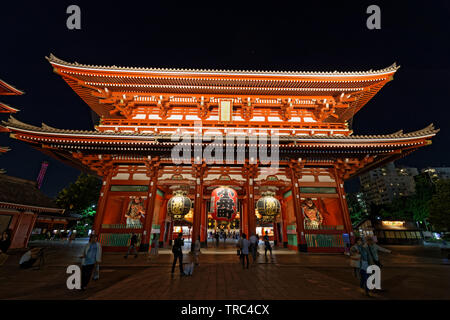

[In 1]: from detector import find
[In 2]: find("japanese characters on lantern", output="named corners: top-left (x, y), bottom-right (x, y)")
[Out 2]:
top-left (256, 191), bottom-right (281, 221)
top-left (210, 187), bottom-right (238, 221)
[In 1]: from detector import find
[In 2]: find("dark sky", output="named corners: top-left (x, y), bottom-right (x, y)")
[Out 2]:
top-left (0, 1), bottom-right (449, 197)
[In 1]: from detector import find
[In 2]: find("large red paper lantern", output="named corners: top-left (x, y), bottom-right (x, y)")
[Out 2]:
top-left (210, 187), bottom-right (238, 221)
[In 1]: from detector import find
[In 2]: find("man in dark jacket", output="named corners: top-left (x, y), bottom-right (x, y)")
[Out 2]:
top-left (171, 232), bottom-right (184, 274)
top-left (124, 233), bottom-right (138, 258)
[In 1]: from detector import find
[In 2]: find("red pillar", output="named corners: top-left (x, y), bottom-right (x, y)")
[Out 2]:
top-left (200, 199), bottom-right (207, 245)
top-left (290, 166), bottom-right (306, 252)
top-left (142, 175), bottom-right (158, 250)
top-left (246, 177), bottom-right (256, 236)
top-left (281, 200), bottom-right (288, 248)
top-left (158, 198), bottom-right (168, 246)
top-left (192, 176), bottom-right (203, 251)
top-left (167, 220), bottom-right (174, 245)
top-left (242, 201), bottom-right (248, 236)
top-left (334, 169), bottom-right (354, 244)
top-left (93, 171), bottom-right (113, 234)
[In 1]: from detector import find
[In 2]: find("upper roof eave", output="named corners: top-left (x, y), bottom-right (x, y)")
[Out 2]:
top-left (2, 116), bottom-right (438, 144)
top-left (46, 54), bottom-right (400, 79)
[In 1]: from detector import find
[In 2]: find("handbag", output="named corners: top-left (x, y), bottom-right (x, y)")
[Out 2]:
top-left (236, 249), bottom-right (241, 256)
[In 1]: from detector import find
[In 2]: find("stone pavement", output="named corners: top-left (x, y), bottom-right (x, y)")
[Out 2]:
top-left (0, 239), bottom-right (449, 300)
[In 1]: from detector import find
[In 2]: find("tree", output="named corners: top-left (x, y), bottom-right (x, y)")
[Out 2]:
top-left (55, 173), bottom-right (102, 236)
top-left (429, 180), bottom-right (450, 232)
top-left (56, 173), bottom-right (101, 212)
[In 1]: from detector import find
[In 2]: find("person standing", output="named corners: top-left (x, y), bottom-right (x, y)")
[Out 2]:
top-left (249, 233), bottom-right (258, 262)
top-left (148, 233), bottom-right (159, 260)
top-left (263, 231), bottom-right (273, 259)
top-left (366, 236), bottom-right (391, 268)
top-left (355, 237), bottom-right (370, 296)
top-left (240, 233), bottom-right (250, 269)
top-left (80, 234), bottom-right (102, 290)
top-left (223, 232), bottom-right (227, 245)
top-left (0, 230), bottom-right (12, 266)
top-left (214, 232), bottom-right (220, 248)
top-left (193, 236), bottom-right (201, 266)
top-left (171, 232), bottom-right (184, 275)
top-left (124, 233), bottom-right (139, 258)
top-left (349, 241), bottom-right (361, 279)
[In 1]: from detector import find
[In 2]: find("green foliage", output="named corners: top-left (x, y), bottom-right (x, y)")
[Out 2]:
top-left (55, 174), bottom-right (101, 237)
top-left (429, 180), bottom-right (450, 232)
top-left (55, 173), bottom-right (101, 212)
top-left (369, 176), bottom-right (433, 223)
top-left (347, 194), bottom-right (368, 224)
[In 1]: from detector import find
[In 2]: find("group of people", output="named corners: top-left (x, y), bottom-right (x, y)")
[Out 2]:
top-left (237, 231), bottom-right (273, 269)
top-left (349, 236), bottom-right (392, 297)
top-left (210, 230), bottom-right (240, 247)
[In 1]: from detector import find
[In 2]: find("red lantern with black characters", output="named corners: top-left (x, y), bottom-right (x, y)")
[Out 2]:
top-left (210, 187), bottom-right (238, 221)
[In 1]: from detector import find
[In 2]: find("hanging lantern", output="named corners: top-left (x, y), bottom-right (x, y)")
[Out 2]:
top-left (167, 190), bottom-right (192, 221)
top-left (210, 186), bottom-right (238, 221)
top-left (256, 191), bottom-right (281, 221)
top-left (184, 208), bottom-right (194, 223)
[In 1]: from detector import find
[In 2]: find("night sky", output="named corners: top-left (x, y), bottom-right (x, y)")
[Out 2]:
top-left (0, 1), bottom-right (449, 197)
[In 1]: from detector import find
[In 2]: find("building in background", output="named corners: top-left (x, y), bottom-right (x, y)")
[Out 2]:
top-left (360, 162), bottom-right (418, 206)
top-left (355, 218), bottom-right (423, 245)
top-left (421, 167), bottom-right (450, 181)
top-left (0, 174), bottom-right (65, 249)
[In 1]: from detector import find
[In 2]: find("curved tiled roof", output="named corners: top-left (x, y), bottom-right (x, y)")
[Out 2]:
top-left (47, 54), bottom-right (400, 78)
top-left (0, 174), bottom-right (61, 210)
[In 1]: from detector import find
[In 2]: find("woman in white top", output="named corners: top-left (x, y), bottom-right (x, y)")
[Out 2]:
top-left (240, 233), bottom-right (250, 269)
top-left (193, 236), bottom-right (201, 265)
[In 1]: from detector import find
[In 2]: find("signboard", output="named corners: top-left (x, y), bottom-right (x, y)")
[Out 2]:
top-left (219, 99), bottom-right (232, 122)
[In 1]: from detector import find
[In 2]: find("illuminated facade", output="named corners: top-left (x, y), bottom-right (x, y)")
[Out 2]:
top-left (1, 55), bottom-right (438, 252)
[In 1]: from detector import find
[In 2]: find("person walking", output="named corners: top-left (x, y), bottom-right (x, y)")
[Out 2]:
top-left (214, 232), bottom-right (220, 248)
top-left (355, 237), bottom-right (370, 296)
top-left (349, 241), bottom-right (361, 279)
top-left (240, 233), bottom-right (250, 269)
top-left (124, 233), bottom-right (139, 258)
top-left (0, 230), bottom-right (12, 266)
top-left (148, 233), bottom-right (159, 260)
top-left (80, 234), bottom-right (102, 290)
top-left (249, 233), bottom-right (258, 262)
top-left (193, 236), bottom-right (201, 266)
top-left (366, 236), bottom-right (391, 268)
top-left (263, 231), bottom-right (273, 259)
top-left (171, 232), bottom-right (185, 275)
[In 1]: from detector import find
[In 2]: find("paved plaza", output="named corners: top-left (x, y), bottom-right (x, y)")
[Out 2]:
top-left (0, 239), bottom-right (449, 300)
